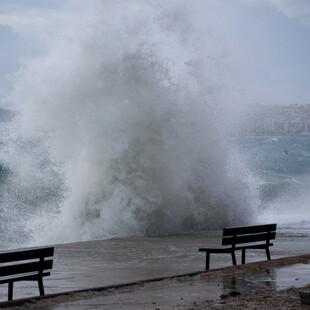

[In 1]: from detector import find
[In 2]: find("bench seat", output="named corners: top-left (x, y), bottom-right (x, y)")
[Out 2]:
top-left (199, 242), bottom-right (274, 253)
top-left (0, 271), bottom-right (51, 284)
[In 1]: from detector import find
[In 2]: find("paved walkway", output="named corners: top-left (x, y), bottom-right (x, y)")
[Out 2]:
top-left (3, 255), bottom-right (310, 309)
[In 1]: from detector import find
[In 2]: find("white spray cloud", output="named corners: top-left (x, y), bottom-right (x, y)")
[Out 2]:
top-left (0, 0), bottom-right (259, 246)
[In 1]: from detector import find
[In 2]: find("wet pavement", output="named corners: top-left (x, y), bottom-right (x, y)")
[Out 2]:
top-left (51, 265), bottom-right (310, 310)
top-left (8, 261), bottom-right (310, 309)
top-left (1, 230), bottom-right (310, 306)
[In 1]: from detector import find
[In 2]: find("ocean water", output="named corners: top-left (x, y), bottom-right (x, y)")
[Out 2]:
top-left (241, 136), bottom-right (310, 231)
top-left (0, 1), bottom-right (308, 250)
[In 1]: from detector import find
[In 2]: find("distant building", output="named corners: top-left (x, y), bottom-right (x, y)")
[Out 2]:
top-left (247, 103), bottom-right (310, 136)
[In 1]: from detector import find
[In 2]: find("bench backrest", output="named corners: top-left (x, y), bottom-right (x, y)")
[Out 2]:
top-left (222, 224), bottom-right (277, 247)
top-left (0, 247), bottom-right (54, 277)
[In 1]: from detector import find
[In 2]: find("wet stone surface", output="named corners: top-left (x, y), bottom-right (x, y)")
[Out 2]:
top-left (2, 232), bottom-right (310, 308)
top-left (4, 258), bottom-right (310, 310)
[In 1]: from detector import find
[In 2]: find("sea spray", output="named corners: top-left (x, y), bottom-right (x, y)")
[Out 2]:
top-left (0, 0), bottom-right (258, 246)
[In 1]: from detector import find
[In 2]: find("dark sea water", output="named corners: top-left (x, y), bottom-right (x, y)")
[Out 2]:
top-left (240, 136), bottom-right (310, 231)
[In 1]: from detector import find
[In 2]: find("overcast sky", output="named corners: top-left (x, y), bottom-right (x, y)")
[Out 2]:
top-left (0, 0), bottom-right (310, 107)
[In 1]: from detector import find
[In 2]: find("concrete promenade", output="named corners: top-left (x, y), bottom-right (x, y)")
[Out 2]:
top-left (0, 230), bottom-right (310, 309)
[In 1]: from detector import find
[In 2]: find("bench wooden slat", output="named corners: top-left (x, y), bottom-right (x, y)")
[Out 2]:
top-left (234, 243), bottom-right (273, 250)
top-left (0, 259), bottom-right (53, 277)
top-left (0, 272), bottom-right (50, 284)
top-left (222, 232), bottom-right (276, 246)
top-left (199, 247), bottom-right (233, 253)
top-left (223, 224), bottom-right (276, 236)
top-left (0, 247), bottom-right (54, 263)
top-left (199, 243), bottom-right (274, 252)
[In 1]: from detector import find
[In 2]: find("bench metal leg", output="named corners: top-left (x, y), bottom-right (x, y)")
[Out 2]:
top-left (266, 247), bottom-right (271, 260)
top-left (8, 282), bottom-right (13, 301)
top-left (242, 249), bottom-right (246, 264)
top-left (38, 278), bottom-right (45, 296)
top-left (205, 252), bottom-right (210, 270)
top-left (231, 251), bottom-right (236, 266)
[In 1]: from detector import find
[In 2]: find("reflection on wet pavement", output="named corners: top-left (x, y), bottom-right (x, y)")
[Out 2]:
top-left (38, 263), bottom-right (310, 309)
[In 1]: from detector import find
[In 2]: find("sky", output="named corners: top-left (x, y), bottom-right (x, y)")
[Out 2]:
top-left (0, 0), bottom-right (310, 107)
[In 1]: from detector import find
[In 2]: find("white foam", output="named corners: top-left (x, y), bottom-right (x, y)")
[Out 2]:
top-left (0, 0), bottom-right (258, 246)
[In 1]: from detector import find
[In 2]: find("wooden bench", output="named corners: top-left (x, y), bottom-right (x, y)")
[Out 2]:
top-left (199, 224), bottom-right (276, 270)
top-left (0, 246), bottom-right (54, 301)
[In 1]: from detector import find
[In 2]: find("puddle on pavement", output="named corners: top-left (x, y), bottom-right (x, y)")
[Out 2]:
top-left (203, 262), bottom-right (310, 296)
top-left (45, 263), bottom-right (310, 310)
